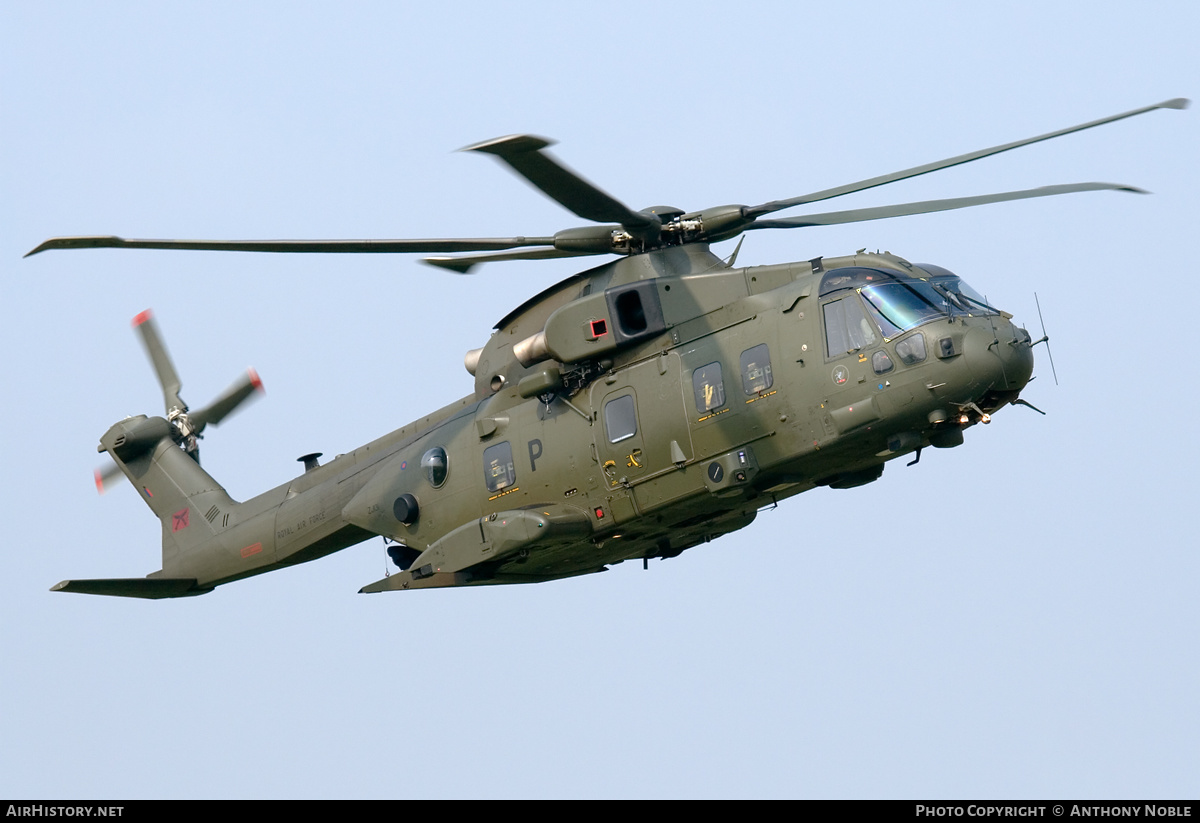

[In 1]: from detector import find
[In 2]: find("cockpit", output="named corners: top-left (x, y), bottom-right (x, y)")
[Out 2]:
top-left (819, 265), bottom-right (998, 358)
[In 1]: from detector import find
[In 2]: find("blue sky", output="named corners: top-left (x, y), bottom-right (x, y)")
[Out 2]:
top-left (2, 1), bottom-right (1197, 798)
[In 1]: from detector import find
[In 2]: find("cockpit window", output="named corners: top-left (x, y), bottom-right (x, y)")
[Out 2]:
top-left (820, 265), bottom-right (998, 341)
top-left (823, 295), bottom-right (878, 357)
top-left (819, 267), bottom-right (896, 297)
top-left (895, 332), bottom-right (927, 365)
top-left (858, 281), bottom-right (946, 334)
top-left (920, 264), bottom-right (1000, 316)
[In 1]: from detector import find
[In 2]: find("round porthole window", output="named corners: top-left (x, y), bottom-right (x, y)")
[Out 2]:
top-left (421, 446), bottom-right (448, 488)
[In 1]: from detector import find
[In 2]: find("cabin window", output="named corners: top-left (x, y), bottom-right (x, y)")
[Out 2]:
top-left (692, 362), bottom-right (726, 413)
top-left (823, 295), bottom-right (878, 358)
top-left (604, 394), bottom-right (638, 443)
top-left (421, 446), bottom-right (448, 488)
top-left (482, 441), bottom-right (516, 493)
top-left (740, 344), bottom-right (773, 395)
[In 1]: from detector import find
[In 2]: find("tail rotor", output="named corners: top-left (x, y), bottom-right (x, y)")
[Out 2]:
top-left (94, 309), bottom-right (263, 490)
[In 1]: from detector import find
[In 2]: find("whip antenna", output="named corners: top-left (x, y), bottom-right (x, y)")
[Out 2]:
top-left (1032, 292), bottom-right (1059, 386)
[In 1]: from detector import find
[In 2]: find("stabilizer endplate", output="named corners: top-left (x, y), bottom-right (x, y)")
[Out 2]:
top-left (51, 577), bottom-right (212, 599)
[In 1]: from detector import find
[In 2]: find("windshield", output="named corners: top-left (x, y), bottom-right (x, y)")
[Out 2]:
top-left (919, 263), bottom-right (1000, 317)
top-left (820, 267), bottom-right (945, 338)
top-left (858, 280), bottom-right (947, 336)
top-left (820, 265), bottom-right (998, 340)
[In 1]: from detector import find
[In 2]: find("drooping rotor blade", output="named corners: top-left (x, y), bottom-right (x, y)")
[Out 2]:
top-left (25, 236), bottom-right (558, 257)
top-left (132, 310), bottom-right (184, 413)
top-left (463, 135), bottom-right (662, 241)
top-left (744, 98), bottom-right (1188, 219)
top-left (422, 247), bottom-right (607, 274)
top-left (746, 182), bottom-right (1144, 230)
top-left (189, 369), bottom-right (264, 433)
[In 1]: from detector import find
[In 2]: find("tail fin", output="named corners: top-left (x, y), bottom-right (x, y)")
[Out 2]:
top-left (55, 310), bottom-right (266, 598)
top-left (100, 415), bottom-right (238, 575)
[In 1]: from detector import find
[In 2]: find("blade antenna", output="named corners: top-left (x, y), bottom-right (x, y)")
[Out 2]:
top-left (725, 237), bottom-right (745, 268)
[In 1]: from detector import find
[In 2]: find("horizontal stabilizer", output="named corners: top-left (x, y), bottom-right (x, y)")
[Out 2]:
top-left (360, 570), bottom-right (474, 594)
top-left (50, 577), bottom-right (212, 599)
top-left (359, 566), bottom-right (606, 594)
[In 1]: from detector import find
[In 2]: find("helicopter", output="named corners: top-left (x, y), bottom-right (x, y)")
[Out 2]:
top-left (29, 97), bottom-right (1186, 598)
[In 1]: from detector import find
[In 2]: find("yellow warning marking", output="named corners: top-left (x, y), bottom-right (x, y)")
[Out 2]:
top-left (488, 486), bottom-right (521, 501)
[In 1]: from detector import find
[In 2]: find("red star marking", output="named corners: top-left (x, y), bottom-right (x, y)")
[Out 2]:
top-left (172, 508), bottom-right (189, 532)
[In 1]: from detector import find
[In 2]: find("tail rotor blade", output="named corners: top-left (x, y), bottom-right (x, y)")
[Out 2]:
top-left (94, 462), bottom-right (123, 495)
top-left (131, 310), bottom-right (184, 412)
top-left (189, 369), bottom-right (264, 433)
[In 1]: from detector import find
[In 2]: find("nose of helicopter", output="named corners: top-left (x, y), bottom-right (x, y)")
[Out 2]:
top-left (962, 319), bottom-right (1035, 398)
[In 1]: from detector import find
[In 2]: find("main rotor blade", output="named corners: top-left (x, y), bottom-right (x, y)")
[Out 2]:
top-left (25, 236), bottom-right (557, 257)
top-left (189, 369), bottom-right (264, 433)
top-left (745, 98), bottom-right (1188, 218)
top-left (422, 247), bottom-right (606, 274)
top-left (463, 135), bottom-right (661, 240)
top-left (132, 310), bottom-right (184, 413)
top-left (746, 182), bottom-right (1144, 230)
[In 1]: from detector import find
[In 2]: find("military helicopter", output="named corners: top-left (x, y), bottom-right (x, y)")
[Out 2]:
top-left (30, 98), bottom-right (1186, 598)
